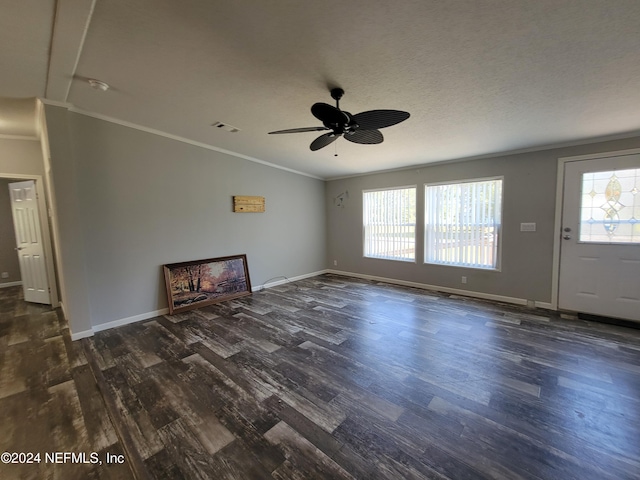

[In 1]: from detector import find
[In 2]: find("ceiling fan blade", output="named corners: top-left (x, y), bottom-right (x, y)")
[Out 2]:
top-left (344, 129), bottom-right (383, 145)
top-left (268, 126), bottom-right (329, 134)
top-left (310, 132), bottom-right (340, 151)
top-left (311, 103), bottom-right (349, 125)
top-left (352, 110), bottom-right (410, 130)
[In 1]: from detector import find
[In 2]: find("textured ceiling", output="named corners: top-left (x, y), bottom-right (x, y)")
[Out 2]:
top-left (2, 0), bottom-right (640, 178)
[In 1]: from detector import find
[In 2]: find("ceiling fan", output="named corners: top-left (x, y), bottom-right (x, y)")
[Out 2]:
top-left (268, 88), bottom-right (410, 151)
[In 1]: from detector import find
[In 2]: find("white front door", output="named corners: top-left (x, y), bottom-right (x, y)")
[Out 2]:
top-left (558, 154), bottom-right (640, 322)
top-left (8, 180), bottom-right (51, 304)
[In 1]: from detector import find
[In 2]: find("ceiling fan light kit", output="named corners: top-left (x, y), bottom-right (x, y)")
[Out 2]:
top-left (269, 88), bottom-right (410, 151)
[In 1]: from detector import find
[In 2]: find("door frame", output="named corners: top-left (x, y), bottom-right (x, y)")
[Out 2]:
top-left (552, 147), bottom-right (640, 311)
top-left (1, 173), bottom-right (59, 307)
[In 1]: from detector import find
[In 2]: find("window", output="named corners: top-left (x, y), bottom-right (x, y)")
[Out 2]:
top-left (425, 178), bottom-right (502, 269)
top-left (579, 168), bottom-right (640, 243)
top-left (363, 186), bottom-right (416, 261)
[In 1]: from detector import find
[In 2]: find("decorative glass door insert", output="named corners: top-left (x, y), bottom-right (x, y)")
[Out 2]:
top-left (579, 168), bottom-right (640, 243)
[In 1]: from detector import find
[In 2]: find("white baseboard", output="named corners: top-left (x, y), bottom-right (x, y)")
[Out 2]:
top-left (0, 281), bottom-right (22, 288)
top-left (70, 308), bottom-right (170, 340)
top-left (253, 269), bottom-right (329, 291)
top-left (68, 270), bottom-right (329, 340)
top-left (70, 329), bottom-right (95, 341)
top-left (69, 268), bottom-right (550, 341)
top-left (534, 301), bottom-right (554, 310)
top-left (93, 308), bottom-right (170, 333)
top-left (326, 269), bottom-right (554, 309)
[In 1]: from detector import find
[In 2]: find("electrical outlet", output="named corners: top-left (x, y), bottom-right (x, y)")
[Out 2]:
top-left (333, 260), bottom-right (338, 266)
top-left (1, 272), bottom-right (9, 279)
top-left (461, 276), bottom-right (467, 284)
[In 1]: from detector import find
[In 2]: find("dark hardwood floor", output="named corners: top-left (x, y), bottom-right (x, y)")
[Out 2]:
top-left (0, 286), bottom-right (134, 480)
top-left (3, 275), bottom-right (640, 479)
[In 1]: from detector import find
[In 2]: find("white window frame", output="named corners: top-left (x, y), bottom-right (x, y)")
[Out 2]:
top-left (424, 176), bottom-right (503, 270)
top-left (363, 185), bottom-right (417, 262)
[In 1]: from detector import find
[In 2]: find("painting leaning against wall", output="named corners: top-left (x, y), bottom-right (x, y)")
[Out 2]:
top-left (163, 254), bottom-right (252, 314)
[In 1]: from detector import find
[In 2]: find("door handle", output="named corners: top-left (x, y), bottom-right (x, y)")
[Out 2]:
top-left (14, 247), bottom-right (24, 251)
top-left (563, 234), bottom-right (571, 240)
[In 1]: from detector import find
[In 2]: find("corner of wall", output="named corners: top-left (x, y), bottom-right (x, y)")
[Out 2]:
top-left (42, 104), bottom-right (93, 335)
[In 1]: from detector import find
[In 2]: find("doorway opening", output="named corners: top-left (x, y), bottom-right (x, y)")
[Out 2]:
top-left (0, 173), bottom-right (59, 307)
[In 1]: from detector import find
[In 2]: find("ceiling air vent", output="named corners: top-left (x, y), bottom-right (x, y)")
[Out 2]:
top-left (211, 121), bottom-right (240, 133)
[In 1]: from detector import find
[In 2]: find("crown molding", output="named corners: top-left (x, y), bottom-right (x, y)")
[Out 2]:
top-left (39, 99), bottom-right (323, 180)
top-left (39, 98), bottom-right (72, 109)
top-left (0, 134), bottom-right (38, 141)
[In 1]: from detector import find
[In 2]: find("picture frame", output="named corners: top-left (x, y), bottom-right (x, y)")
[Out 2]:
top-left (163, 254), bottom-right (252, 314)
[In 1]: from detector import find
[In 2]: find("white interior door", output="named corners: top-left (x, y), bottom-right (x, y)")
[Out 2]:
top-left (558, 154), bottom-right (640, 322)
top-left (8, 180), bottom-right (51, 304)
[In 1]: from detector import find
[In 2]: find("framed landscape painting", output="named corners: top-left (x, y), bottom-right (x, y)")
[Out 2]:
top-left (163, 254), bottom-right (252, 314)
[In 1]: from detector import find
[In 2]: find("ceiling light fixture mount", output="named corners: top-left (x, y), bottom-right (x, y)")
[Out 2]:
top-left (87, 78), bottom-right (110, 91)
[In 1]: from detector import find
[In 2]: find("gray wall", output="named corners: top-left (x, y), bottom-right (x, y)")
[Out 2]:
top-left (46, 106), bottom-right (326, 329)
top-left (44, 105), bottom-right (93, 334)
top-left (326, 136), bottom-right (640, 304)
top-left (0, 179), bottom-right (21, 285)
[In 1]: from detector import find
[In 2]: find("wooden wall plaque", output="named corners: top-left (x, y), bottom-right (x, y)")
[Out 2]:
top-left (233, 196), bottom-right (265, 213)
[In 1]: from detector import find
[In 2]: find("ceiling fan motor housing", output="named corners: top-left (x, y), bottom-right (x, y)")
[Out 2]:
top-left (330, 88), bottom-right (345, 101)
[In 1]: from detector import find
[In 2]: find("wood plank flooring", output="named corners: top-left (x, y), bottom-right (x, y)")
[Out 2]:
top-left (85, 274), bottom-right (640, 479)
top-left (0, 286), bottom-right (134, 480)
top-left (3, 275), bottom-right (640, 479)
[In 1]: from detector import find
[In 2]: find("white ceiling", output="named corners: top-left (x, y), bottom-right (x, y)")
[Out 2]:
top-left (2, 0), bottom-right (640, 178)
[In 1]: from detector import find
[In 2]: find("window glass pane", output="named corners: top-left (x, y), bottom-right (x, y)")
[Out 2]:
top-left (363, 187), bottom-right (416, 261)
top-left (579, 168), bottom-right (640, 243)
top-left (425, 179), bottom-right (502, 269)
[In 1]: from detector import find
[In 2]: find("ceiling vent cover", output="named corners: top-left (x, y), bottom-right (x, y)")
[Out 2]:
top-left (211, 121), bottom-right (240, 133)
